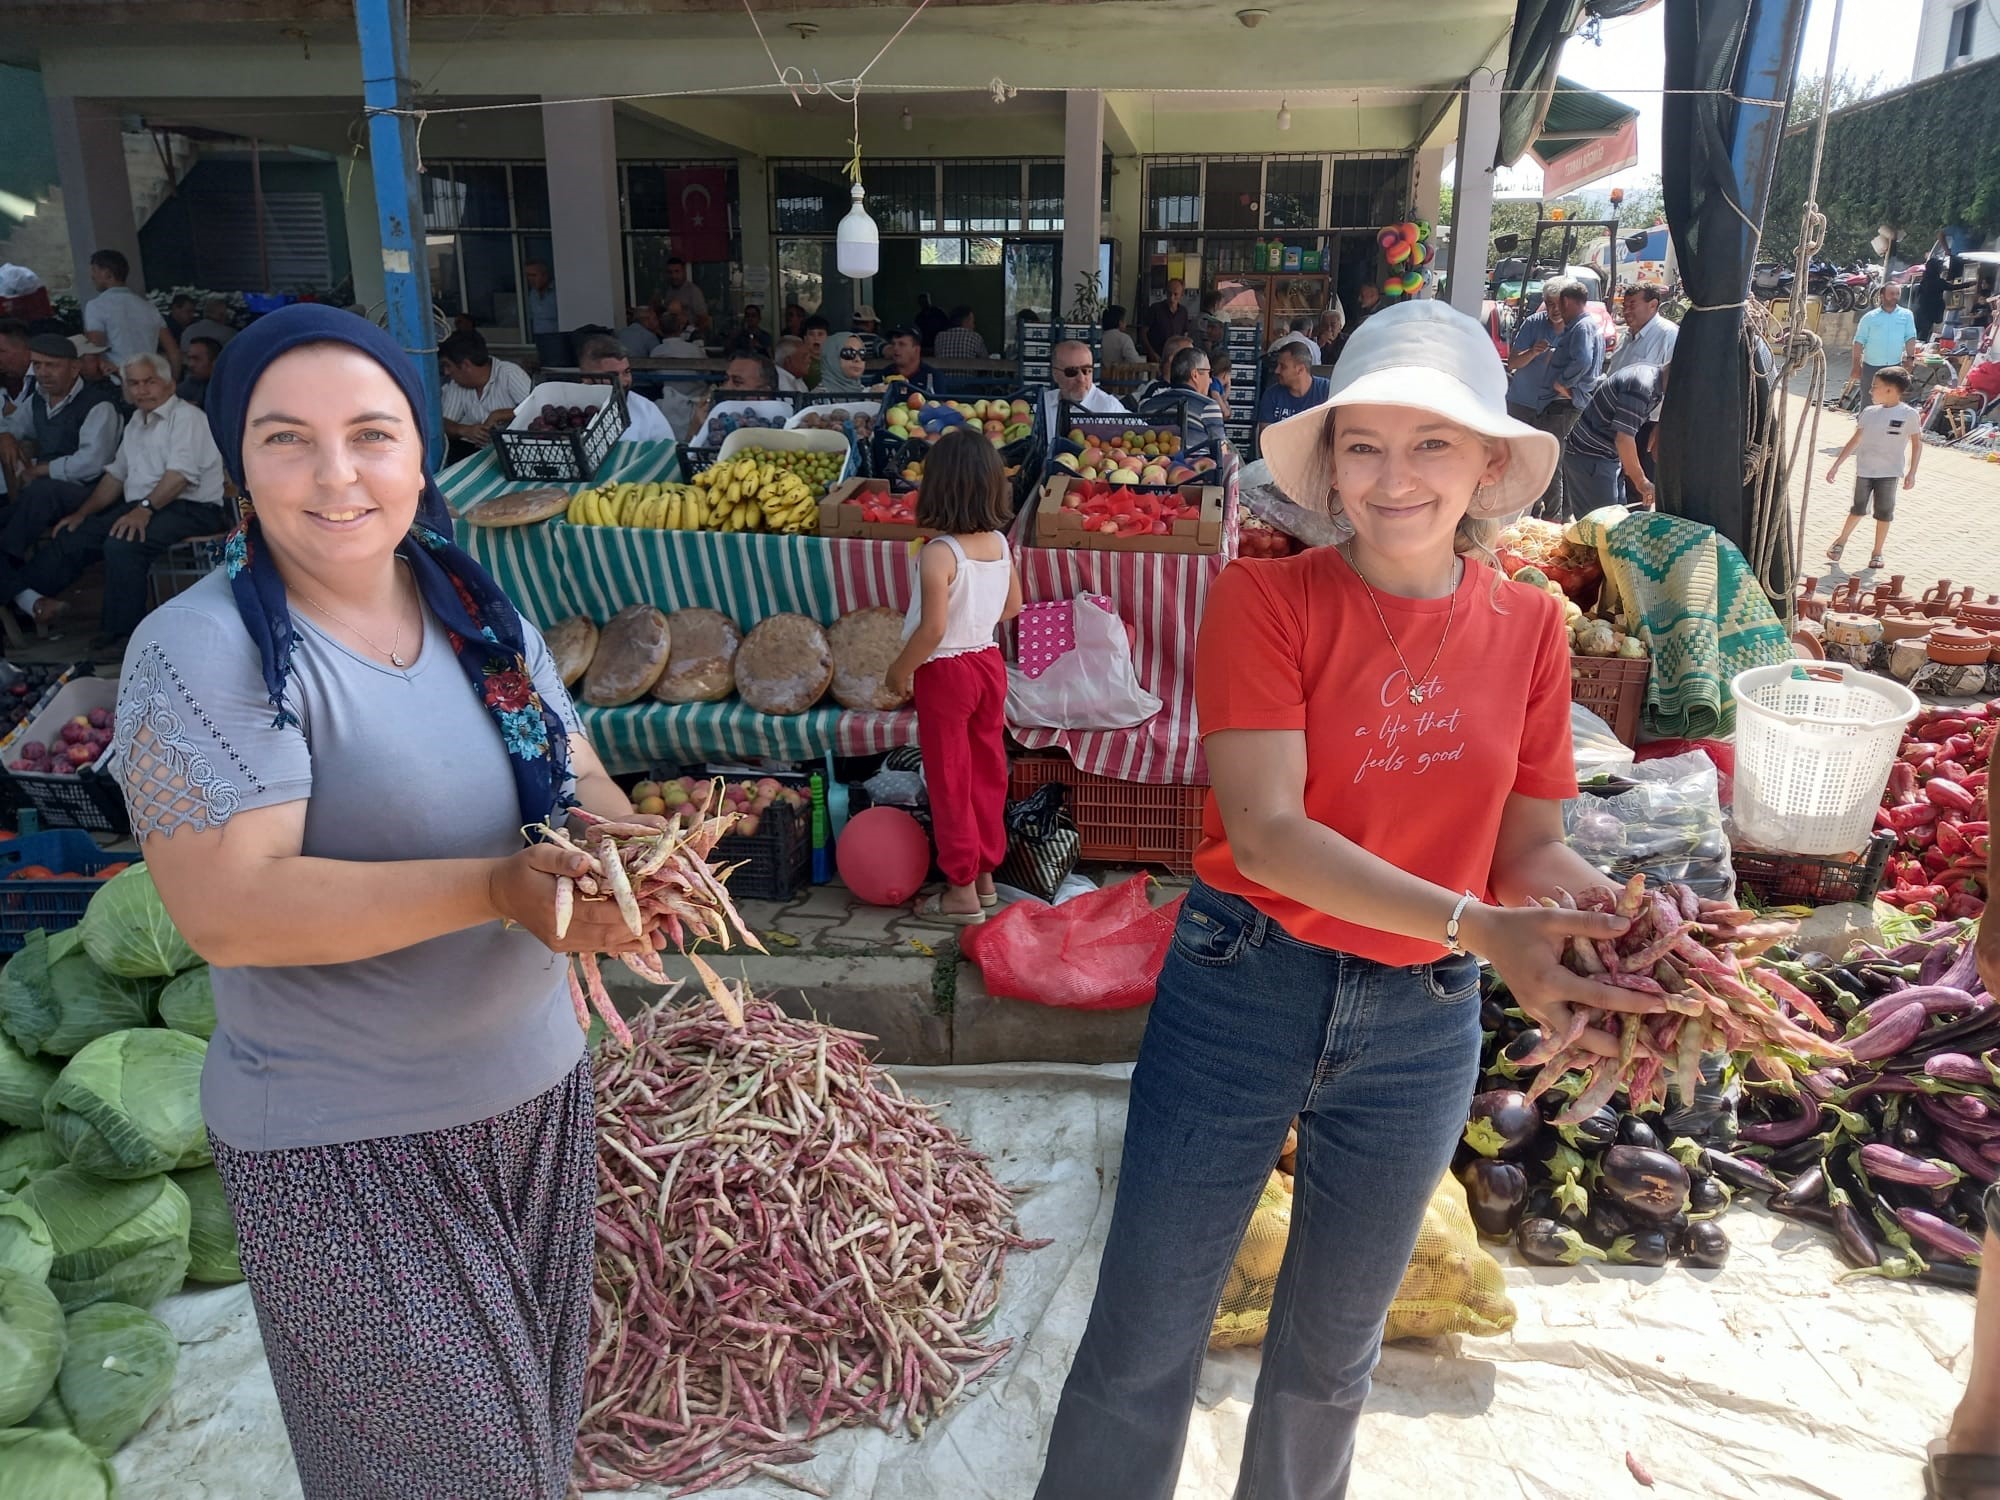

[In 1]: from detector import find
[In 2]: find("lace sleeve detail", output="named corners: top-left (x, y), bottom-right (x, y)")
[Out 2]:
top-left (114, 637), bottom-right (307, 839)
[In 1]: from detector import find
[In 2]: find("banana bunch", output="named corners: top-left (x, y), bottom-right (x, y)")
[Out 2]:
top-left (687, 456), bottom-right (822, 536)
top-left (568, 479), bottom-right (705, 530)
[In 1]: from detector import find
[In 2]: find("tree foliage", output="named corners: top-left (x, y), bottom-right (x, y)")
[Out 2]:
top-left (1787, 70), bottom-right (1888, 127)
top-left (1770, 56), bottom-right (2000, 263)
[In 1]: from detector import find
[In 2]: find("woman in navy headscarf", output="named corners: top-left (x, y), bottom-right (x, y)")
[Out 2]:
top-left (112, 305), bottom-right (661, 1498)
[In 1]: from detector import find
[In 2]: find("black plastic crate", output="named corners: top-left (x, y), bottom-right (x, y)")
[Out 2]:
top-left (0, 831), bottom-right (130, 952)
top-left (0, 674), bottom-right (129, 836)
top-left (709, 799), bottom-right (810, 903)
top-left (492, 384), bottom-right (627, 483)
top-left (1731, 832), bottom-right (1895, 909)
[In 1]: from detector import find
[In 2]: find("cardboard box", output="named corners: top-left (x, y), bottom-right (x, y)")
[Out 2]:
top-left (1032, 476), bottom-right (1224, 555)
top-left (819, 478), bottom-right (938, 544)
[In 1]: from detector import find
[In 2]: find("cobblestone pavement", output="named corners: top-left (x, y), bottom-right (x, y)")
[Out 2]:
top-left (1787, 356), bottom-right (2000, 603)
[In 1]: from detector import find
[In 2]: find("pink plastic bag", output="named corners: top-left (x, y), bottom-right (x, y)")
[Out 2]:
top-left (960, 874), bottom-right (1183, 1010)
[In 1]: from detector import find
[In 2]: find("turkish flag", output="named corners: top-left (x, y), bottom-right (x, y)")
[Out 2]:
top-left (666, 167), bottom-right (731, 263)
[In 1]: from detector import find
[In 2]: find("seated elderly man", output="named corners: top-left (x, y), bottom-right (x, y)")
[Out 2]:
top-left (1038, 338), bottom-right (1130, 436)
top-left (0, 333), bottom-right (123, 560)
top-left (773, 336), bottom-right (811, 394)
top-left (575, 333), bottom-right (676, 444)
top-left (1137, 345), bottom-right (1230, 456)
top-left (1, 352), bottom-right (227, 649)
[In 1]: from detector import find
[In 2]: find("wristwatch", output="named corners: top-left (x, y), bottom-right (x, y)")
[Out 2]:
top-left (137, 499), bottom-right (152, 510)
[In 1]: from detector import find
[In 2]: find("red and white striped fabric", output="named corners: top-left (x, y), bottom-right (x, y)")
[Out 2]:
top-left (827, 536), bottom-right (924, 757)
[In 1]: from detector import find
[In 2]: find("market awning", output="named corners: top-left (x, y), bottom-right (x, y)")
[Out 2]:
top-left (1529, 79), bottom-right (1642, 197)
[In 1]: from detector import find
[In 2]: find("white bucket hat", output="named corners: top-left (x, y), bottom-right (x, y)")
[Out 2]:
top-left (1257, 299), bottom-right (1559, 520)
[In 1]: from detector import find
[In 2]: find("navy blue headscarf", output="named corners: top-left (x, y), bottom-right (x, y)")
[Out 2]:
top-left (207, 304), bottom-right (570, 828)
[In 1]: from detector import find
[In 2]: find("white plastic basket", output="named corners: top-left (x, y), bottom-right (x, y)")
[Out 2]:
top-left (1729, 660), bottom-right (1918, 856)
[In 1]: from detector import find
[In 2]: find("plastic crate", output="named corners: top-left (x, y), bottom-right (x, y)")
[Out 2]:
top-left (1730, 831), bottom-right (1894, 909)
top-left (1007, 755), bottom-right (1207, 875)
top-left (1570, 652), bottom-right (1650, 747)
top-left (709, 799), bottom-right (810, 902)
top-left (0, 676), bottom-right (130, 836)
top-left (0, 831), bottom-right (129, 952)
top-left (492, 382), bottom-right (628, 483)
top-left (148, 532), bottom-right (230, 609)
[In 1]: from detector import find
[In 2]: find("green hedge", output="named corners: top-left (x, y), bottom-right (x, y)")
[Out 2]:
top-left (1770, 55), bottom-right (2000, 262)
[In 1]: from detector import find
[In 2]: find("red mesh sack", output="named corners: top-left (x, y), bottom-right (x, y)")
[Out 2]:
top-left (960, 874), bottom-right (1183, 1010)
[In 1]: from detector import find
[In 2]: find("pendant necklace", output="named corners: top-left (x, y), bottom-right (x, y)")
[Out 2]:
top-left (293, 563), bottom-right (413, 669)
top-left (1341, 545), bottom-right (1459, 706)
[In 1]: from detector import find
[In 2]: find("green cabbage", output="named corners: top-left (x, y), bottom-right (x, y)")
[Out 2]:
top-left (0, 929), bottom-right (158, 1059)
top-left (78, 865), bottom-right (199, 981)
top-left (157, 965), bottom-right (215, 1040)
top-left (18, 1169), bottom-right (189, 1312)
top-left (0, 1267), bottom-right (65, 1427)
top-left (0, 1191), bottom-right (52, 1284)
top-left (43, 1030), bottom-right (209, 1180)
top-left (170, 1166), bottom-right (240, 1285)
top-left (53, 1302), bottom-right (178, 1456)
top-left (0, 1131), bottom-right (63, 1194)
top-left (0, 1426), bottom-right (116, 1498)
top-left (0, 1029), bottom-right (59, 1128)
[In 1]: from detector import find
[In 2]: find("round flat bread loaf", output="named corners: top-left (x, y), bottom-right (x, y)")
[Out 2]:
top-left (581, 605), bottom-right (672, 707)
top-left (461, 486), bottom-right (570, 527)
top-left (544, 616), bottom-right (600, 687)
top-left (735, 614), bottom-right (833, 716)
top-left (652, 608), bottom-right (743, 704)
top-left (827, 607), bottom-right (911, 711)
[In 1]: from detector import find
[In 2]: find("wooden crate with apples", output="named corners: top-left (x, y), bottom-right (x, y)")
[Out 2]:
top-left (819, 477), bottom-right (938, 543)
top-left (1034, 475), bottom-right (1225, 555)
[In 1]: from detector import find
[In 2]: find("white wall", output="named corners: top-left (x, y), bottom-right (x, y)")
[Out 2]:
top-left (1915, 0), bottom-right (2000, 79)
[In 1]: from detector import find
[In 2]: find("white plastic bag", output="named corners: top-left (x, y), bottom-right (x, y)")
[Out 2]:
top-left (1006, 598), bottom-right (1162, 731)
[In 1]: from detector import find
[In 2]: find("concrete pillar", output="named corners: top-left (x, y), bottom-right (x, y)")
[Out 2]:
top-left (1107, 154), bottom-right (1143, 315)
top-left (1446, 69), bottom-right (1503, 317)
top-left (1413, 147), bottom-right (1446, 300)
top-left (1061, 91), bottom-right (1105, 319)
top-left (47, 96), bottom-right (144, 294)
top-left (541, 97), bottom-right (623, 329)
top-left (344, 159), bottom-right (386, 314)
top-left (735, 153), bottom-right (773, 320)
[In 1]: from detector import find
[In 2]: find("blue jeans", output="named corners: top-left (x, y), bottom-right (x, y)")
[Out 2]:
top-left (1034, 883), bottom-right (1482, 1500)
top-left (1560, 445), bottom-right (1625, 515)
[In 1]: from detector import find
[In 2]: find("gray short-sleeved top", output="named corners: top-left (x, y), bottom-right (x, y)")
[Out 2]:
top-left (113, 569), bottom-right (586, 1152)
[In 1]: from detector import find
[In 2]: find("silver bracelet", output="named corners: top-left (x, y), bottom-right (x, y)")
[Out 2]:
top-left (1445, 891), bottom-right (1478, 954)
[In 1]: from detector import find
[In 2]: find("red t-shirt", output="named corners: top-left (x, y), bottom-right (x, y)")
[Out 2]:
top-left (1193, 550), bottom-right (1579, 964)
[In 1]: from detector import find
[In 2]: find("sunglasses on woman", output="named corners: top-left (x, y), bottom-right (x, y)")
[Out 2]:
top-left (839, 348), bottom-right (866, 360)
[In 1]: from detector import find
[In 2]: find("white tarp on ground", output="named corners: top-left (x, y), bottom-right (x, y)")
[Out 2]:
top-left (120, 1063), bottom-right (1970, 1500)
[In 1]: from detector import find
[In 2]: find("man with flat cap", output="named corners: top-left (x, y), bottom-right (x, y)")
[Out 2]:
top-left (0, 332), bottom-right (125, 564)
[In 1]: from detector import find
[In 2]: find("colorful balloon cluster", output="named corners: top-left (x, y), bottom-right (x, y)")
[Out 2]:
top-left (1376, 219), bottom-right (1434, 299)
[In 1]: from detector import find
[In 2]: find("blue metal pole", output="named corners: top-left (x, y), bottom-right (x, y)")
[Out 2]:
top-left (354, 0), bottom-right (445, 469)
top-left (1728, 0), bottom-right (1812, 277)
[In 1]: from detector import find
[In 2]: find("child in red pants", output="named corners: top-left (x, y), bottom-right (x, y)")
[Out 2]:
top-left (884, 429), bottom-right (1023, 924)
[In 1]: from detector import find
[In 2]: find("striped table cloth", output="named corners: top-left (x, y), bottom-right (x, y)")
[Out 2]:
top-left (439, 445), bottom-right (1227, 781)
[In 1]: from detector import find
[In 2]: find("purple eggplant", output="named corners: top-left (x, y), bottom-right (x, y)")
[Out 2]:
top-left (1556, 1103), bottom-right (1620, 1152)
top-left (1516, 1217), bottom-right (1606, 1266)
top-left (1738, 1104), bottom-right (1828, 1149)
top-left (1598, 1145), bottom-right (1690, 1221)
top-left (1607, 1229), bottom-right (1672, 1267)
top-left (1924, 1053), bottom-right (1992, 1087)
top-left (1934, 1132), bottom-right (2000, 1185)
top-left (1464, 1090), bottom-right (1543, 1161)
top-left (1847, 1001), bottom-right (1930, 1063)
top-left (1859, 1142), bottom-right (1963, 1188)
top-left (1682, 1219), bottom-right (1730, 1268)
top-left (1688, 1173), bottom-right (1730, 1214)
top-left (1616, 1115), bottom-right (1663, 1151)
top-left (1702, 1148), bottom-right (1784, 1197)
top-left (1918, 1096), bottom-right (2000, 1141)
top-left (1584, 1194), bottom-right (1634, 1249)
top-left (1850, 987), bottom-right (1984, 1034)
top-left (1461, 1159), bottom-right (1530, 1240)
top-left (1895, 1208), bottom-right (1985, 1265)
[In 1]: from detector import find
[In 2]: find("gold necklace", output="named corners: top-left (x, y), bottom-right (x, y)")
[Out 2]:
top-left (1341, 546), bottom-right (1459, 706)
top-left (292, 564), bottom-right (414, 668)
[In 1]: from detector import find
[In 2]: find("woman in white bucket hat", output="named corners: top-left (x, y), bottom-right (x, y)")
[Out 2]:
top-left (1035, 300), bottom-right (1661, 1500)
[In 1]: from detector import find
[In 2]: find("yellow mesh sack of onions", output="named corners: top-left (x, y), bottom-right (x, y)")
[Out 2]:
top-left (579, 985), bottom-right (1049, 1496)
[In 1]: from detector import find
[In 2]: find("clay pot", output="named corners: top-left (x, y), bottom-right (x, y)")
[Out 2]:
top-left (1880, 614), bottom-right (1935, 643)
top-left (1929, 626), bottom-right (1994, 665)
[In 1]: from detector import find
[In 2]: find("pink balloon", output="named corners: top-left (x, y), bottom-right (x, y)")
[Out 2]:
top-left (836, 806), bottom-right (933, 907)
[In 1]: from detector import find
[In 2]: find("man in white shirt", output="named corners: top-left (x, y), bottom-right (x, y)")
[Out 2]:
top-left (1607, 282), bottom-right (1679, 374)
top-left (523, 258), bottom-right (560, 337)
top-left (82, 249), bottom-right (180, 380)
top-left (773, 336), bottom-right (811, 394)
top-left (438, 328), bottom-right (532, 461)
top-left (576, 334), bottom-right (676, 445)
top-left (1039, 339), bottom-right (1130, 435)
top-left (663, 258), bottom-right (709, 333)
top-left (619, 305), bottom-right (663, 361)
top-left (0, 334), bottom-right (124, 559)
top-left (179, 297), bottom-right (237, 353)
top-left (3, 353), bottom-right (228, 648)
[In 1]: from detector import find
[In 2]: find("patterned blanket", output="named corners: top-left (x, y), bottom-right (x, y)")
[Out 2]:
top-left (1571, 507), bottom-right (1792, 740)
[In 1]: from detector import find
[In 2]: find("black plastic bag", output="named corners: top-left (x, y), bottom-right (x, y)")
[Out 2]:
top-left (996, 783), bottom-right (1080, 902)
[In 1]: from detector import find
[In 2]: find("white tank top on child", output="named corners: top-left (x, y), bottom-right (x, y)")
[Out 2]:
top-left (902, 532), bottom-right (1012, 659)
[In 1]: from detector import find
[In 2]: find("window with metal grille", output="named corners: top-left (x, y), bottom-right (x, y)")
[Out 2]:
top-left (186, 191), bottom-right (332, 290)
top-left (1143, 155), bottom-right (1410, 232)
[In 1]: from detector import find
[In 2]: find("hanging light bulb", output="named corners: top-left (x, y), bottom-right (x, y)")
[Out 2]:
top-left (837, 181), bottom-right (879, 280)
top-left (1276, 99), bottom-right (1292, 131)
top-left (901, 107), bottom-right (914, 132)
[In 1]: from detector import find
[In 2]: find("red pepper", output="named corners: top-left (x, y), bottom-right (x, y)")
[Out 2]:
top-left (1928, 778), bottom-right (1980, 814)
top-left (1938, 821), bottom-right (1970, 860)
top-left (1903, 741), bottom-right (1945, 764)
top-left (1938, 759), bottom-right (1971, 782)
top-left (1887, 762), bottom-right (1919, 801)
top-left (1923, 718), bottom-right (1972, 738)
top-left (1886, 801), bottom-right (1940, 831)
top-left (1945, 734), bottom-right (1977, 760)
top-left (1947, 893), bottom-right (1987, 920)
top-left (1923, 845), bottom-right (1951, 874)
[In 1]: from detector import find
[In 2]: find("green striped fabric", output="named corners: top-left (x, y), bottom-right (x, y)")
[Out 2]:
top-left (442, 445), bottom-right (849, 769)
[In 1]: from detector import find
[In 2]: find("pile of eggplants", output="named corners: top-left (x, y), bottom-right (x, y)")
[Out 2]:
top-left (1463, 987), bottom-right (1740, 1274)
top-left (1743, 918), bottom-right (1992, 1289)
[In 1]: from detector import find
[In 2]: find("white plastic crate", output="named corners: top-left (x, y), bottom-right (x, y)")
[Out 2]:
top-left (1730, 660), bottom-right (1918, 855)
